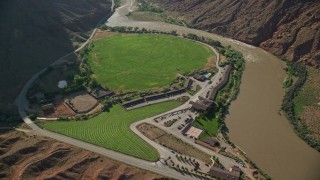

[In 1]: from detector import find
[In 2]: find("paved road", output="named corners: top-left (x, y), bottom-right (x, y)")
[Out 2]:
top-left (14, 2), bottom-right (199, 180)
top-left (15, 0), bottom-right (252, 179)
top-left (109, 1), bottom-right (255, 178)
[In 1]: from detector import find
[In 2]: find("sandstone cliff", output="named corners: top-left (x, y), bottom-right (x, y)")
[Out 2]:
top-left (149, 0), bottom-right (320, 67)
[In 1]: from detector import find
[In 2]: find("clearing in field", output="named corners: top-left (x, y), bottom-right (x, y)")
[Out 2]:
top-left (88, 34), bottom-right (215, 91)
top-left (39, 101), bottom-right (182, 161)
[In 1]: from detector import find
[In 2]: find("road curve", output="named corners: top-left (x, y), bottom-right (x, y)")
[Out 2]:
top-left (129, 43), bottom-right (255, 179)
top-left (15, 1), bottom-right (253, 179)
top-left (14, 2), bottom-right (201, 180)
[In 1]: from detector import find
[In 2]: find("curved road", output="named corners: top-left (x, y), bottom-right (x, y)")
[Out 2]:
top-left (15, 0), bottom-right (256, 179)
top-left (107, 1), bottom-right (320, 180)
top-left (15, 2), bottom-right (199, 180)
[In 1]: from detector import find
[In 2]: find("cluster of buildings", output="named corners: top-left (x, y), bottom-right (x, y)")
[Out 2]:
top-left (208, 165), bottom-right (241, 180)
top-left (190, 65), bottom-right (231, 112)
top-left (33, 85), bottom-right (114, 117)
top-left (193, 72), bottom-right (212, 82)
top-left (122, 77), bottom-right (194, 110)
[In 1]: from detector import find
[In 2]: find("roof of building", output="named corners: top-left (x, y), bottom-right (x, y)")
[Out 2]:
top-left (203, 137), bottom-right (219, 147)
top-left (41, 103), bottom-right (54, 110)
top-left (231, 166), bottom-right (242, 173)
top-left (145, 93), bottom-right (167, 101)
top-left (183, 77), bottom-right (194, 89)
top-left (90, 86), bottom-right (114, 99)
top-left (208, 88), bottom-right (218, 101)
top-left (198, 96), bottom-right (213, 106)
top-left (190, 101), bottom-right (209, 111)
top-left (166, 89), bottom-right (186, 96)
top-left (190, 97), bottom-right (213, 111)
top-left (122, 98), bottom-right (145, 107)
top-left (209, 65), bottom-right (232, 100)
top-left (193, 74), bottom-right (206, 81)
top-left (208, 167), bottom-right (240, 180)
top-left (185, 126), bottom-right (203, 138)
top-left (181, 123), bottom-right (192, 134)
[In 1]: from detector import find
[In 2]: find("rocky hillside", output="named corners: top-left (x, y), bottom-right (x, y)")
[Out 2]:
top-left (0, 0), bottom-right (112, 114)
top-left (0, 130), bottom-right (165, 179)
top-left (148, 0), bottom-right (320, 67)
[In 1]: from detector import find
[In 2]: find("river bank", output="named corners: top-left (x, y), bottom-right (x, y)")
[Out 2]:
top-left (106, 0), bottom-right (320, 179)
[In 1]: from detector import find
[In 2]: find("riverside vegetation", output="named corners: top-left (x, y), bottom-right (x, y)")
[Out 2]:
top-left (282, 62), bottom-right (320, 151)
top-left (127, 0), bottom-right (193, 27)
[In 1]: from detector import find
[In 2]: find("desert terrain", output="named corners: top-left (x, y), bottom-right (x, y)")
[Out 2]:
top-left (0, 128), bottom-right (165, 180)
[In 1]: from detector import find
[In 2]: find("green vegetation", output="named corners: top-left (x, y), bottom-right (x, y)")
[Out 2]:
top-left (216, 48), bottom-right (245, 133)
top-left (0, 111), bottom-right (20, 126)
top-left (39, 101), bottom-right (182, 161)
top-left (28, 63), bottom-right (81, 97)
top-left (195, 47), bottom-right (245, 140)
top-left (113, 0), bottom-right (121, 9)
top-left (187, 85), bottom-right (201, 96)
top-left (126, 11), bottom-right (165, 22)
top-left (132, 0), bottom-right (192, 27)
top-left (137, 0), bottom-right (163, 13)
top-left (193, 110), bottom-right (219, 140)
top-left (282, 63), bottom-right (320, 151)
top-left (293, 67), bottom-right (320, 114)
top-left (283, 75), bottom-right (293, 89)
top-left (88, 34), bottom-right (214, 91)
top-left (183, 33), bottom-right (223, 48)
top-left (282, 62), bottom-right (300, 90)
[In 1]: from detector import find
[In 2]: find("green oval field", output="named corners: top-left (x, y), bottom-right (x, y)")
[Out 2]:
top-left (88, 34), bottom-right (215, 91)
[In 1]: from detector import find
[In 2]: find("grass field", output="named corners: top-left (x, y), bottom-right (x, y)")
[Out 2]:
top-left (40, 101), bottom-right (182, 161)
top-left (88, 34), bottom-right (214, 91)
top-left (193, 110), bottom-right (219, 140)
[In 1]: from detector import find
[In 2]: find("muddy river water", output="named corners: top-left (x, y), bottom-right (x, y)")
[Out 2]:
top-left (107, 1), bottom-right (320, 179)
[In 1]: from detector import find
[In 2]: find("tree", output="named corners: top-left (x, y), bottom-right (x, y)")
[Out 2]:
top-left (74, 75), bottom-right (85, 86)
top-left (29, 113), bottom-right (37, 121)
top-left (170, 30), bottom-right (177, 36)
top-left (89, 78), bottom-right (98, 88)
top-left (127, 26), bottom-right (133, 32)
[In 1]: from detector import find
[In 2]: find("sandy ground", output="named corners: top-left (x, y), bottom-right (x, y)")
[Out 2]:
top-left (68, 91), bottom-right (98, 113)
top-left (93, 30), bottom-right (117, 41)
top-left (43, 102), bottom-right (76, 118)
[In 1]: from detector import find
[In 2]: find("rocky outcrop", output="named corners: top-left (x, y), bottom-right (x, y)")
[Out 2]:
top-left (148, 0), bottom-right (320, 67)
top-left (0, 130), bottom-right (164, 179)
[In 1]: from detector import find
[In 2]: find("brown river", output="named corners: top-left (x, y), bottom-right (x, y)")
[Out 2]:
top-left (107, 1), bottom-right (320, 179)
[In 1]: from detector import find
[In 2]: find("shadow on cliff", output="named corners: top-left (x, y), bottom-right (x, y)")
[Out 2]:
top-left (0, 0), bottom-right (112, 118)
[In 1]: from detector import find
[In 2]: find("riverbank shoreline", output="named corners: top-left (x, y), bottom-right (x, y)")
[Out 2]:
top-left (107, 0), bottom-right (320, 179)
